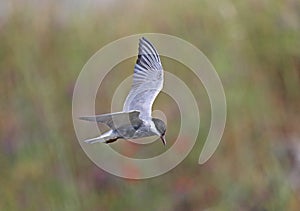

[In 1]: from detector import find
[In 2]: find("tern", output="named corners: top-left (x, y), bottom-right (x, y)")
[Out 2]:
top-left (80, 37), bottom-right (166, 145)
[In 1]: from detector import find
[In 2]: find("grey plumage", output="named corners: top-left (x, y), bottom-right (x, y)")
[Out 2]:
top-left (80, 37), bottom-right (166, 145)
top-left (123, 37), bottom-right (164, 121)
top-left (79, 111), bottom-right (141, 130)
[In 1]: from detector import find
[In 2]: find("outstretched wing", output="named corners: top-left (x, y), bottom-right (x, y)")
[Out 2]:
top-left (79, 110), bottom-right (142, 130)
top-left (123, 37), bottom-right (164, 121)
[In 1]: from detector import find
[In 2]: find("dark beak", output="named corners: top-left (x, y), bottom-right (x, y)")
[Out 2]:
top-left (160, 135), bottom-right (166, 146)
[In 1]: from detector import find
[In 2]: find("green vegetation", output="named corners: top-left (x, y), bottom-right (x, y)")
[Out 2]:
top-left (1, 0), bottom-right (299, 210)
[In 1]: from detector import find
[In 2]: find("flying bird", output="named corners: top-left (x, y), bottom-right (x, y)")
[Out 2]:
top-left (80, 37), bottom-right (166, 145)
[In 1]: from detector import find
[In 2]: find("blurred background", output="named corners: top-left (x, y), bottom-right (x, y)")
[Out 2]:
top-left (1, 0), bottom-right (300, 210)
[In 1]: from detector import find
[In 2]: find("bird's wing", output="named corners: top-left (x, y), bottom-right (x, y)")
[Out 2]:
top-left (123, 37), bottom-right (164, 121)
top-left (79, 110), bottom-right (142, 130)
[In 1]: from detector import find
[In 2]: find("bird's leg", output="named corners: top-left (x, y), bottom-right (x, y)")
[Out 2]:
top-left (105, 138), bottom-right (118, 144)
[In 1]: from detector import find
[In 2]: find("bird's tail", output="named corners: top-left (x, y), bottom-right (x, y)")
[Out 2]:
top-left (84, 131), bottom-right (118, 144)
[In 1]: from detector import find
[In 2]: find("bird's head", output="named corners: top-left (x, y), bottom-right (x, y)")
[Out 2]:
top-left (152, 118), bottom-right (166, 145)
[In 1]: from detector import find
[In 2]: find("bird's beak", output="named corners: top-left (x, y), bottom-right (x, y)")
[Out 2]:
top-left (160, 135), bottom-right (166, 146)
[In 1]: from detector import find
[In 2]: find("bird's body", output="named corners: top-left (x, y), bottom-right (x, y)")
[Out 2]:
top-left (80, 37), bottom-right (166, 145)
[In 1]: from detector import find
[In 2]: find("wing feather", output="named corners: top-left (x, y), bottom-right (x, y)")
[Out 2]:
top-left (123, 37), bottom-right (164, 120)
top-left (79, 110), bottom-right (142, 129)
